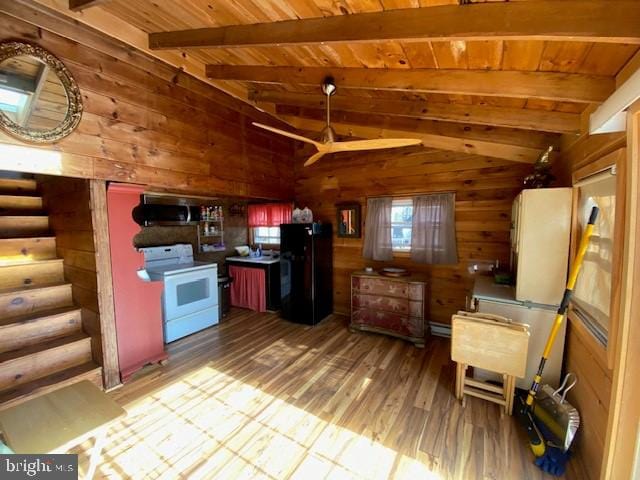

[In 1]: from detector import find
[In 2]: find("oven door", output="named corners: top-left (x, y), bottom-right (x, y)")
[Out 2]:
top-left (163, 268), bottom-right (218, 320)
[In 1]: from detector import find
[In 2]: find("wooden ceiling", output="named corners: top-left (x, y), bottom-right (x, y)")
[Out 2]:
top-left (61, 0), bottom-right (640, 162)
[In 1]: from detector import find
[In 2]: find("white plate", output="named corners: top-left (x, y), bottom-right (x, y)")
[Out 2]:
top-left (382, 267), bottom-right (407, 273)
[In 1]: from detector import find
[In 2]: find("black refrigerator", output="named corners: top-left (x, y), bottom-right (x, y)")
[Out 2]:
top-left (280, 223), bottom-right (333, 325)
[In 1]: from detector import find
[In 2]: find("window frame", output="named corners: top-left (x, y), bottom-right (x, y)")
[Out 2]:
top-left (250, 226), bottom-right (281, 247)
top-left (568, 147), bottom-right (626, 369)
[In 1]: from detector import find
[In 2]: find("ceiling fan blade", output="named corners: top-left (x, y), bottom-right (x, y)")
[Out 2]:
top-left (329, 138), bottom-right (422, 153)
top-left (303, 151), bottom-right (327, 167)
top-left (252, 122), bottom-right (320, 147)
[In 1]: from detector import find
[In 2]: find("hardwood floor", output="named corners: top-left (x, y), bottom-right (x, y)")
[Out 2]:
top-left (71, 309), bottom-right (584, 479)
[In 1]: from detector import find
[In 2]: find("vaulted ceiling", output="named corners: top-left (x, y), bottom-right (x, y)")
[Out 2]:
top-left (42, 0), bottom-right (640, 162)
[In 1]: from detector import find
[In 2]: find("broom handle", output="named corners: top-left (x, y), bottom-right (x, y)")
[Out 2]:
top-left (525, 206), bottom-right (599, 408)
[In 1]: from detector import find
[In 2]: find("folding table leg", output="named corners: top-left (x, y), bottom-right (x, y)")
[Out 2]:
top-left (85, 426), bottom-right (108, 480)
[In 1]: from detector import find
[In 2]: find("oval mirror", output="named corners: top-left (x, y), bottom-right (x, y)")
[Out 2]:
top-left (0, 41), bottom-right (82, 143)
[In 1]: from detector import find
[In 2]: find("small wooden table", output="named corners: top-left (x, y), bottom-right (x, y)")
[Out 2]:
top-left (0, 381), bottom-right (126, 479)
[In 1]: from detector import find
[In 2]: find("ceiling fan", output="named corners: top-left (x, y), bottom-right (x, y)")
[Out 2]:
top-left (252, 78), bottom-right (422, 167)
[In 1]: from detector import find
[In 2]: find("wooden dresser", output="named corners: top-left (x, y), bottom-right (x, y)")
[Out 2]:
top-left (350, 271), bottom-right (428, 347)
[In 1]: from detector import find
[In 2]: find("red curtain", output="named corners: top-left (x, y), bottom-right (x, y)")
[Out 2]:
top-left (248, 203), bottom-right (292, 227)
top-left (229, 265), bottom-right (266, 312)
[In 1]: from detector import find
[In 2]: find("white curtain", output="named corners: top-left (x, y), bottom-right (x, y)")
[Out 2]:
top-left (411, 193), bottom-right (458, 264)
top-left (363, 197), bottom-right (393, 261)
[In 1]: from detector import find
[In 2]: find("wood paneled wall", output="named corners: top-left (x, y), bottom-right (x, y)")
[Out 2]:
top-left (560, 131), bottom-right (626, 480)
top-left (294, 146), bottom-right (532, 325)
top-left (0, 7), bottom-right (295, 200)
top-left (39, 176), bottom-right (102, 367)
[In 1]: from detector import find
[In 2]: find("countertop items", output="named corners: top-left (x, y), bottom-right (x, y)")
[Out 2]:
top-left (292, 207), bottom-right (313, 223)
top-left (350, 270), bottom-right (428, 347)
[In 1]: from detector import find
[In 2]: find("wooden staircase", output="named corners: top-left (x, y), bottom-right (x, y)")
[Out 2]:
top-left (0, 177), bottom-right (102, 409)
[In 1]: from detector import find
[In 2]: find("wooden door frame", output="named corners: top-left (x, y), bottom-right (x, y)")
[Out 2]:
top-left (600, 100), bottom-right (640, 480)
top-left (89, 180), bottom-right (121, 390)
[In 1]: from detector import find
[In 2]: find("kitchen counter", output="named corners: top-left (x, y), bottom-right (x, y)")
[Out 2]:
top-left (473, 275), bottom-right (518, 304)
top-left (226, 255), bottom-right (281, 310)
top-left (225, 255), bottom-right (279, 265)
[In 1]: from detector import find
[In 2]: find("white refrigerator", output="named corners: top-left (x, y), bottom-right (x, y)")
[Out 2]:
top-left (472, 188), bottom-right (572, 389)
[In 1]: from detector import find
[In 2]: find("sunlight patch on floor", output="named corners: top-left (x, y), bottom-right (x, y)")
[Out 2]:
top-left (75, 365), bottom-right (442, 480)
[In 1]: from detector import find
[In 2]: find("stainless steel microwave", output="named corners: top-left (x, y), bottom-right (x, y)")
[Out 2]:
top-left (132, 194), bottom-right (207, 226)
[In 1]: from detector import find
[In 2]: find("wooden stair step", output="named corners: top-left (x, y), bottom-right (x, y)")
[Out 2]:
top-left (0, 178), bottom-right (37, 196)
top-left (0, 237), bottom-right (57, 264)
top-left (0, 362), bottom-right (102, 411)
top-left (0, 283), bottom-right (73, 320)
top-left (0, 332), bottom-right (93, 391)
top-left (0, 208), bottom-right (46, 216)
top-left (0, 194), bottom-right (43, 212)
top-left (0, 306), bottom-right (83, 354)
top-left (0, 259), bottom-right (64, 290)
top-left (0, 216), bottom-right (49, 238)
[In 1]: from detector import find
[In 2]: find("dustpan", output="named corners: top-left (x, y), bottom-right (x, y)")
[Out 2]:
top-left (532, 373), bottom-right (580, 452)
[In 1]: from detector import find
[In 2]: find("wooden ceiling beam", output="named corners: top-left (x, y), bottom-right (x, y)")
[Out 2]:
top-left (208, 66), bottom-right (614, 104)
top-left (276, 109), bottom-right (558, 163)
top-left (250, 90), bottom-right (580, 134)
top-left (68, 0), bottom-right (110, 12)
top-left (149, 1), bottom-right (640, 50)
top-left (23, 0), bottom-right (288, 125)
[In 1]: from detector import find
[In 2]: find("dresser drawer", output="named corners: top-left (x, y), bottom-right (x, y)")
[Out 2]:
top-left (353, 293), bottom-right (409, 315)
top-left (351, 308), bottom-right (425, 339)
top-left (353, 276), bottom-right (409, 298)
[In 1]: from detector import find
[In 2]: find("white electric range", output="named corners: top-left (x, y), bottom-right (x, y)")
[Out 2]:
top-left (137, 244), bottom-right (219, 343)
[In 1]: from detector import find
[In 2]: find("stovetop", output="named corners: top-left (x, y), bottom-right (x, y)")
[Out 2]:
top-left (138, 244), bottom-right (217, 281)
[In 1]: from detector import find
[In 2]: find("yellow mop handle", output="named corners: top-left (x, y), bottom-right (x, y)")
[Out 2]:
top-left (526, 206), bottom-right (599, 407)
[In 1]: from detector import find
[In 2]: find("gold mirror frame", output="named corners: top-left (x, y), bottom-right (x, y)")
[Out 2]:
top-left (0, 41), bottom-right (82, 143)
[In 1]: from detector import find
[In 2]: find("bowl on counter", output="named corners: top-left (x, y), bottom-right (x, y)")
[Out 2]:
top-left (234, 245), bottom-right (250, 257)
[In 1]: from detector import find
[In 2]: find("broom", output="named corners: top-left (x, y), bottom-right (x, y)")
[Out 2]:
top-left (516, 205), bottom-right (599, 476)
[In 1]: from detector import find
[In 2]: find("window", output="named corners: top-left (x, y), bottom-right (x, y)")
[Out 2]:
top-left (252, 226), bottom-right (280, 245)
top-left (363, 193), bottom-right (456, 263)
top-left (391, 198), bottom-right (413, 252)
top-left (247, 203), bottom-right (292, 246)
top-left (572, 170), bottom-right (617, 346)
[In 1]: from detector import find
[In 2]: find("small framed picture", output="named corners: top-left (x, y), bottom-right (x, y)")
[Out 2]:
top-left (336, 203), bottom-right (361, 238)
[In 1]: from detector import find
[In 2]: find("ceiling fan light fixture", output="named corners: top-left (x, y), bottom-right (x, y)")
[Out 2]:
top-left (320, 125), bottom-right (336, 144)
top-left (321, 77), bottom-right (337, 96)
top-left (253, 77), bottom-right (421, 167)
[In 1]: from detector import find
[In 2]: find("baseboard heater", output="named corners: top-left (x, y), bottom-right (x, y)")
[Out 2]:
top-left (430, 322), bottom-right (452, 338)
